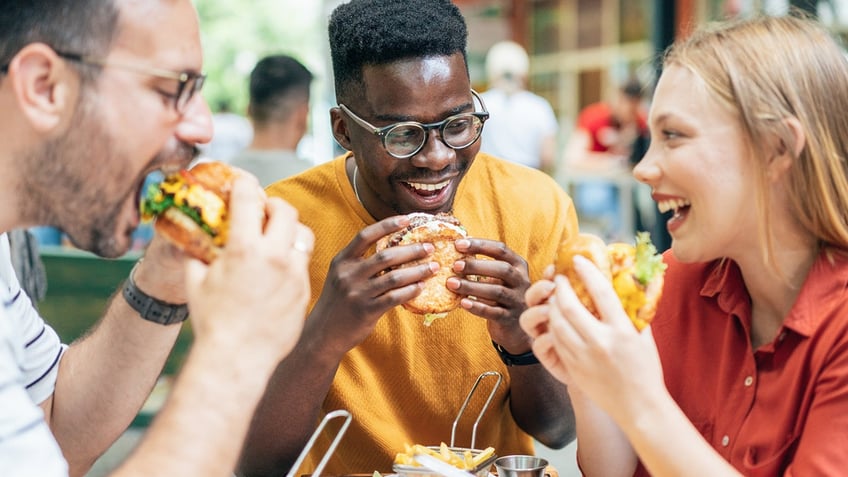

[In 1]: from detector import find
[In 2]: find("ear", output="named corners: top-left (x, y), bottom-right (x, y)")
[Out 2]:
top-left (330, 107), bottom-right (352, 151)
top-left (767, 116), bottom-right (805, 181)
top-left (7, 43), bottom-right (77, 133)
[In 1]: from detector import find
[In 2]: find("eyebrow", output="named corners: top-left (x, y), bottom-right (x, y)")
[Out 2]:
top-left (373, 100), bottom-right (474, 123)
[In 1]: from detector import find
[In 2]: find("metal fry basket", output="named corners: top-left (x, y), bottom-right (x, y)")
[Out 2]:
top-left (394, 371), bottom-right (503, 477)
top-left (285, 409), bottom-right (352, 477)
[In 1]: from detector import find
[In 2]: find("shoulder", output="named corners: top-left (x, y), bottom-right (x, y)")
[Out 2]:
top-left (266, 156), bottom-right (340, 198)
top-left (468, 153), bottom-right (563, 193)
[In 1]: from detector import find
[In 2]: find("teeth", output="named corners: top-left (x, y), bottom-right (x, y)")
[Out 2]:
top-left (657, 198), bottom-right (691, 214)
top-left (407, 180), bottom-right (449, 191)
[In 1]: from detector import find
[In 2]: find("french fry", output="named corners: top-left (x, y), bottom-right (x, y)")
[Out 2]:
top-left (394, 442), bottom-right (497, 470)
top-left (472, 447), bottom-right (495, 466)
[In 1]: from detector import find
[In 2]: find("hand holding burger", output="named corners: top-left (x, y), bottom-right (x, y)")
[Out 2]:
top-left (375, 212), bottom-right (470, 326)
top-left (555, 232), bottom-right (666, 330)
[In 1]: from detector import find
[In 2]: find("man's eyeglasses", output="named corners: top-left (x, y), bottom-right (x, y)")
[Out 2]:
top-left (339, 90), bottom-right (489, 159)
top-left (2, 50), bottom-right (206, 114)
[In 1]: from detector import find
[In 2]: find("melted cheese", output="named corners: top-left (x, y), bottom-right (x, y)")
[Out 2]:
top-left (612, 272), bottom-right (645, 321)
top-left (160, 175), bottom-right (228, 240)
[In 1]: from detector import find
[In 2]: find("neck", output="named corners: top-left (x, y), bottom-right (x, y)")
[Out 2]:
top-left (249, 121), bottom-right (302, 151)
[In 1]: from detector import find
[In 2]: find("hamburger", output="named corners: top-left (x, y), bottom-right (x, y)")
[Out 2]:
top-left (376, 212), bottom-right (470, 326)
top-left (555, 231), bottom-right (666, 330)
top-left (140, 161), bottom-right (240, 263)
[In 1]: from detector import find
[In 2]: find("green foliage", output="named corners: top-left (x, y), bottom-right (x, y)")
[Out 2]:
top-left (195, 0), bottom-right (325, 114)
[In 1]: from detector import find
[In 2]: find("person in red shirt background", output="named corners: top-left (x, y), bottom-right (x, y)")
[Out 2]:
top-left (562, 77), bottom-right (666, 247)
top-left (569, 78), bottom-right (648, 160)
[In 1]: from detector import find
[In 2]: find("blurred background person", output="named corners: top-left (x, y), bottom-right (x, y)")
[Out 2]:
top-left (199, 98), bottom-right (253, 162)
top-left (479, 41), bottom-right (559, 174)
top-left (229, 54), bottom-right (314, 187)
top-left (562, 77), bottom-right (650, 241)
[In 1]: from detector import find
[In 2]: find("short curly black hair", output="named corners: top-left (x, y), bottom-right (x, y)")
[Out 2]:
top-left (328, 0), bottom-right (468, 102)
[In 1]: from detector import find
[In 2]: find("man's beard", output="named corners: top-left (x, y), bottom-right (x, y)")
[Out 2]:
top-left (18, 92), bottom-right (197, 258)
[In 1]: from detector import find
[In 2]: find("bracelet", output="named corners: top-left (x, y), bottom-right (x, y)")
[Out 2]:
top-left (122, 261), bottom-right (189, 325)
top-left (492, 341), bottom-right (540, 366)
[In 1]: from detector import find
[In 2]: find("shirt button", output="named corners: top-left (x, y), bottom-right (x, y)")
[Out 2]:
top-left (721, 435), bottom-right (730, 447)
top-left (744, 376), bottom-right (754, 387)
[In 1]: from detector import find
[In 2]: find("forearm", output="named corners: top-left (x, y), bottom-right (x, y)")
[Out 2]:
top-left (48, 291), bottom-right (181, 476)
top-left (620, 390), bottom-right (741, 477)
top-left (238, 314), bottom-right (347, 477)
top-left (507, 364), bottom-right (575, 448)
top-left (110, 339), bottom-right (277, 477)
top-left (569, 388), bottom-right (636, 477)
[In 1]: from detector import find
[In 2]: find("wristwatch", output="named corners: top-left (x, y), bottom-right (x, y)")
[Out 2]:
top-left (492, 341), bottom-right (540, 366)
top-left (122, 262), bottom-right (189, 325)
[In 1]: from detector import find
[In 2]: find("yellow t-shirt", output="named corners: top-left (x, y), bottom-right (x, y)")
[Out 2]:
top-left (265, 152), bottom-right (578, 473)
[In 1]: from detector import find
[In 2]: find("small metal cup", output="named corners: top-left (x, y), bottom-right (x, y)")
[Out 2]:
top-left (494, 455), bottom-right (548, 477)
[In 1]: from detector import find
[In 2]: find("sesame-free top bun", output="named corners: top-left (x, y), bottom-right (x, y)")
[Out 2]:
top-left (187, 161), bottom-right (240, 198)
top-left (376, 212), bottom-right (470, 318)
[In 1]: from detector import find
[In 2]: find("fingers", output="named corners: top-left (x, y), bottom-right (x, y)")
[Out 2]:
top-left (551, 274), bottom-right (601, 343)
top-left (345, 215), bottom-right (410, 257)
top-left (263, 197), bottom-right (314, 256)
top-left (573, 255), bottom-right (631, 329)
top-left (455, 238), bottom-right (528, 286)
top-left (225, 175), bottom-right (265, 251)
top-left (525, 279), bottom-right (556, 308)
top-left (519, 302), bottom-right (551, 339)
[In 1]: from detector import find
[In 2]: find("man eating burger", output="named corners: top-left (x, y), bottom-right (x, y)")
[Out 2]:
top-left (237, 2), bottom-right (580, 476)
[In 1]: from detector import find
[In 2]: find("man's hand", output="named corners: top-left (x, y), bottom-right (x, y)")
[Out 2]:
top-left (308, 215), bottom-right (438, 353)
top-left (446, 238), bottom-right (531, 350)
top-left (184, 175), bottom-right (314, 368)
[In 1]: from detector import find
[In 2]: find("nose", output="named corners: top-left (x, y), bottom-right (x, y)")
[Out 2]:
top-left (409, 128), bottom-right (454, 170)
top-left (175, 94), bottom-right (214, 146)
top-left (633, 141), bottom-right (661, 186)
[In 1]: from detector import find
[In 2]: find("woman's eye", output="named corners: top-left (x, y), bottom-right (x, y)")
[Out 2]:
top-left (662, 129), bottom-right (681, 140)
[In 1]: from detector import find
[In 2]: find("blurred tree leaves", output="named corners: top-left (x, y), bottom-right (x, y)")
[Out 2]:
top-left (196, 0), bottom-right (325, 114)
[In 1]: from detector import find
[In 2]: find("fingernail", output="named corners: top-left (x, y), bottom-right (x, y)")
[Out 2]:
top-left (455, 239), bottom-right (470, 250)
top-left (429, 262), bottom-right (440, 273)
top-left (422, 243), bottom-right (435, 253)
top-left (453, 260), bottom-right (466, 272)
top-left (446, 277), bottom-right (460, 290)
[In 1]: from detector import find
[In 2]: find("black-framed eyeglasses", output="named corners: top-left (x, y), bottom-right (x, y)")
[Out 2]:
top-left (339, 89), bottom-right (489, 159)
top-left (2, 50), bottom-right (206, 114)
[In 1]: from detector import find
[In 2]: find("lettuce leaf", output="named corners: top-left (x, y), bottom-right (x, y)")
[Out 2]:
top-left (634, 231), bottom-right (667, 285)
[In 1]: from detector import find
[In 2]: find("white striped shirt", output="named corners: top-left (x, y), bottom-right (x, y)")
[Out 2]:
top-left (0, 233), bottom-right (68, 475)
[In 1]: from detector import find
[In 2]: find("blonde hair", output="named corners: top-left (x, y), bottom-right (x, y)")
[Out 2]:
top-left (665, 14), bottom-right (848, 259)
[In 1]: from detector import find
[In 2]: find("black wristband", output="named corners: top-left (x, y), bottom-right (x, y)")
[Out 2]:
top-left (122, 262), bottom-right (189, 325)
top-left (492, 341), bottom-right (540, 366)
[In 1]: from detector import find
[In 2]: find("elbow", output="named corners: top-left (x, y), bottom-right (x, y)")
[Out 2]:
top-left (534, 426), bottom-right (576, 450)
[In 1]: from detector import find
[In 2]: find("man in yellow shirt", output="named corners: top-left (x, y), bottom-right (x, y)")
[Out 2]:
top-left (239, 1), bottom-right (579, 475)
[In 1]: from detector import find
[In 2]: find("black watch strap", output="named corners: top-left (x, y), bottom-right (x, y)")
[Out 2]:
top-left (122, 262), bottom-right (189, 325)
top-left (492, 341), bottom-right (540, 366)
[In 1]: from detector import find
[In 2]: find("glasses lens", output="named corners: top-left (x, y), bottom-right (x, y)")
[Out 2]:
top-left (175, 74), bottom-right (205, 113)
top-left (385, 124), bottom-right (425, 157)
top-left (442, 114), bottom-right (483, 149)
